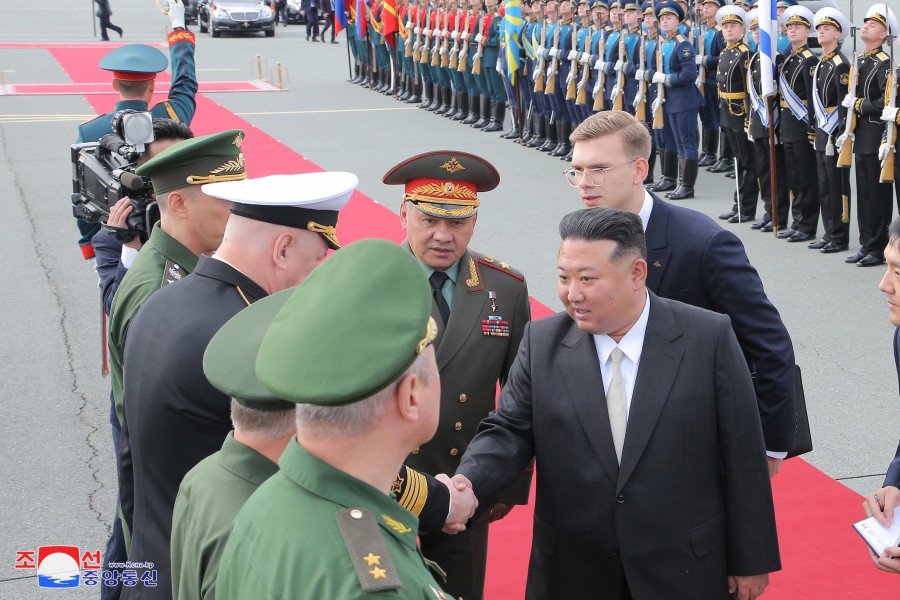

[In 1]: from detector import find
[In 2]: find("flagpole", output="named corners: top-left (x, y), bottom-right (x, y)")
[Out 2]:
top-left (516, 76), bottom-right (522, 144)
top-left (767, 95), bottom-right (778, 235)
top-left (345, 28), bottom-right (353, 80)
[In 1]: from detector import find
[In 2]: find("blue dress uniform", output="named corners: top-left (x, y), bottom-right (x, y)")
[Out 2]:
top-left (556, 11), bottom-right (578, 125)
top-left (601, 19), bottom-right (620, 108)
top-left (538, 16), bottom-right (564, 152)
top-left (497, 4), bottom-right (523, 138)
top-left (75, 32), bottom-right (197, 259)
top-left (697, 0), bottom-right (726, 167)
top-left (521, 7), bottom-right (545, 144)
top-left (481, 6), bottom-right (508, 131)
top-left (608, 4), bottom-right (640, 115)
top-left (583, 3), bottom-right (608, 114)
top-left (638, 3), bottom-right (662, 182)
top-left (572, 6), bottom-right (593, 123)
top-left (655, 1), bottom-right (704, 199)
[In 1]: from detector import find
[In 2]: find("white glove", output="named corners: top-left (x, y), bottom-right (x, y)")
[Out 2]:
top-left (695, 79), bottom-right (702, 88)
top-left (451, 30), bottom-right (459, 40)
top-left (592, 80), bottom-right (602, 95)
top-left (475, 33), bottom-right (483, 43)
top-left (566, 71), bottom-right (575, 85)
top-left (610, 85), bottom-right (621, 101)
top-left (614, 60), bottom-right (624, 72)
top-left (441, 29), bottom-right (448, 37)
top-left (651, 98), bottom-right (661, 114)
top-left (439, 46), bottom-right (445, 55)
top-left (168, 0), bottom-right (186, 29)
top-left (533, 67), bottom-right (540, 82)
top-left (652, 72), bottom-right (666, 84)
top-left (580, 52), bottom-right (590, 63)
top-left (835, 132), bottom-right (851, 150)
top-left (882, 107), bottom-right (899, 123)
top-left (841, 93), bottom-right (857, 109)
top-left (595, 59), bottom-right (606, 70)
top-left (536, 46), bottom-right (545, 57)
top-left (413, 41), bottom-right (420, 51)
top-left (567, 49), bottom-right (577, 60)
top-left (633, 92), bottom-right (642, 108)
top-left (635, 68), bottom-right (645, 80)
top-left (550, 47), bottom-right (559, 57)
top-left (459, 47), bottom-right (467, 59)
top-left (879, 142), bottom-right (892, 162)
top-left (695, 55), bottom-right (703, 65)
top-left (415, 26), bottom-right (421, 34)
top-left (434, 27), bottom-right (441, 36)
top-left (546, 64), bottom-right (554, 77)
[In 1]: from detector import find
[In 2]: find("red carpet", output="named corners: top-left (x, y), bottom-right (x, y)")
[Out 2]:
top-left (46, 45), bottom-right (898, 597)
top-left (2, 81), bottom-right (281, 96)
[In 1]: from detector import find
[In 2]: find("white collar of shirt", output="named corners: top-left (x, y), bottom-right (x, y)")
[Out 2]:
top-left (638, 190), bottom-right (654, 232)
top-left (592, 290), bottom-right (651, 418)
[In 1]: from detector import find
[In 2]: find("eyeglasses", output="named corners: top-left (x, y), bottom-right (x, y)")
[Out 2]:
top-left (563, 159), bottom-right (637, 187)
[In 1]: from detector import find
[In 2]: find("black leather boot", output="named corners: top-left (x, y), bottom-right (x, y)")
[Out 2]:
top-left (472, 96), bottom-right (490, 128)
top-left (500, 104), bottom-right (518, 138)
top-left (667, 158), bottom-right (697, 199)
top-left (527, 114), bottom-right (546, 147)
top-left (462, 94), bottom-right (480, 124)
top-left (515, 111), bottom-right (531, 143)
top-left (351, 63), bottom-right (364, 83)
top-left (708, 132), bottom-right (733, 172)
top-left (539, 117), bottom-right (558, 151)
top-left (665, 157), bottom-right (686, 198)
top-left (648, 151), bottom-right (678, 192)
top-left (482, 101), bottom-right (503, 132)
top-left (452, 92), bottom-right (470, 120)
top-left (425, 83), bottom-right (440, 110)
top-left (698, 128), bottom-right (718, 167)
top-left (418, 82), bottom-right (431, 108)
top-left (405, 80), bottom-right (421, 103)
top-left (643, 147), bottom-right (657, 185)
top-left (552, 121), bottom-right (571, 157)
top-left (435, 86), bottom-right (451, 114)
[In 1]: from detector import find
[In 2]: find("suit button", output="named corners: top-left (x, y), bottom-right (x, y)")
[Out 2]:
top-left (449, 448), bottom-right (459, 456)
top-left (459, 393), bottom-right (467, 403)
top-left (617, 494), bottom-right (625, 504)
top-left (454, 422), bottom-right (463, 431)
top-left (412, 447), bottom-right (420, 455)
top-left (612, 547), bottom-right (620, 558)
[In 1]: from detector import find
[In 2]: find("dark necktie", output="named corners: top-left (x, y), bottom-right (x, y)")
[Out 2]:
top-left (429, 270), bottom-right (451, 325)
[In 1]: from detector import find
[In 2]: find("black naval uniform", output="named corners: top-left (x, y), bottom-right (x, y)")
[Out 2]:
top-left (119, 256), bottom-right (268, 599)
top-left (717, 40), bottom-right (758, 220)
top-left (811, 47), bottom-right (851, 251)
top-left (748, 50), bottom-right (790, 230)
top-left (848, 47), bottom-right (892, 262)
top-left (778, 43), bottom-right (820, 240)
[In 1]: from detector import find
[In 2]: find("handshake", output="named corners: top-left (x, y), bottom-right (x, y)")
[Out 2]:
top-left (435, 473), bottom-right (515, 534)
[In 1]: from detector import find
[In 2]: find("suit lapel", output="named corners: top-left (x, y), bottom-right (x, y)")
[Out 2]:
top-left (616, 294), bottom-right (684, 492)
top-left (645, 194), bottom-right (672, 294)
top-left (436, 251), bottom-right (488, 370)
top-left (557, 322), bottom-right (620, 486)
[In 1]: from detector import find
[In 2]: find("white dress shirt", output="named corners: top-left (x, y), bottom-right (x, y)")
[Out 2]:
top-left (592, 290), bottom-right (651, 420)
top-left (637, 189), bottom-right (654, 232)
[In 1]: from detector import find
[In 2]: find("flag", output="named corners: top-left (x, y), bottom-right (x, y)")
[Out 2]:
top-left (503, 0), bottom-right (525, 84)
top-left (758, 0), bottom-right (778, 97)
top-left (382, 0), bottom-right (399, 49)
top-left (335, 0), bottom-right (348, 35)
top-left (356, 0), bottom-right (367, 37)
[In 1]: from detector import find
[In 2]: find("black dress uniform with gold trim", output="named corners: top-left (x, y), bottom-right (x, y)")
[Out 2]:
top-left (384, 151), bottom-right (532, 600)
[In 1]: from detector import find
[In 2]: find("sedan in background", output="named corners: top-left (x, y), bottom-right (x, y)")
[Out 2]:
top-left (198, 0), bottom-right (276, 37)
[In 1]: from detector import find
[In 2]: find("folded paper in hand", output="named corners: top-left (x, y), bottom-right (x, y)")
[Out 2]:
top-left (853, 515), bottom-right (900, 557)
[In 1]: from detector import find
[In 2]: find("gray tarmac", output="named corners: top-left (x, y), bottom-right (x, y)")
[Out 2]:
top-left (0, 0), bottom-right (893, 596)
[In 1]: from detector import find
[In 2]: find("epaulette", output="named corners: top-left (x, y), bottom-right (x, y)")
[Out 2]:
top-left (832, 55), bottom-right (843, 66)
top-left (79, 114), bottom-right (105, 128)
top-left (161, 260), bottom-right (187, 288)
top-left (336, 508), bottom-right (403, 593)
top-left (675, 34), bottom-right (686, 43)
top-left (801, 49), bottom-right (813, 59)
top-left (738, 43), bottom-right (748, 53)
top-left (476, 253), bottom-right (524, 280)
top-left (877, 51), bottom-right (889, 61)
top-left (162, 101), bottom-right (180, 122)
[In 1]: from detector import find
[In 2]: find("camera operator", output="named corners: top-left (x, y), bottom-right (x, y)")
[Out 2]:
top-left (75, 0), bottom-right (198, 261)
top-left (94, 119), bottom-right (194, 315)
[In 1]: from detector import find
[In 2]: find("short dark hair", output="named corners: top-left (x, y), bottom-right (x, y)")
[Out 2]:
top-left (890, 217), bottom-right (900, 249)
top-left (558, 207), bottom-right (647, 261)
top-left (152, 119), bottom-right (194, 143)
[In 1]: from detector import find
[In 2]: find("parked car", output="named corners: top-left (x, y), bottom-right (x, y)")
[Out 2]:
top-left (287, 0), bottom-right (304, 23)
top-left (183, 0), bottom-right (200, 24)
top-left (198, 0), bottom-right (276, 37)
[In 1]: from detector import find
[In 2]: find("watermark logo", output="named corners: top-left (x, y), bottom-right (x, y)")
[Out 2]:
top-left (14, 546), bottom-right (155, 588)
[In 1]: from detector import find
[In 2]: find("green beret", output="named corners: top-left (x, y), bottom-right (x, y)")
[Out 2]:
top-left (135, 129), bottom-right (246, 194)
top-left (255, 238), bottom-right (437, 406)
top-left (203, 287), bottom-right (296, 412)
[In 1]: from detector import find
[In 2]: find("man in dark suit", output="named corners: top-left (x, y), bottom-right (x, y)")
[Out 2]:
top-left (382, 151), bottom-right (533, 600)
top-left (567, 110), bottom-right (797, 472)
top-left (864, 216), bottom-right (900, 574)
top-left (457, 207), bottom-right (780, 599)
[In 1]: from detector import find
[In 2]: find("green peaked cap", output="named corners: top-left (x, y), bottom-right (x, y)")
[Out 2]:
top-left (136, 129), bottom-right (246, 194)
top-left (256, 238), bottom-right (437, 406)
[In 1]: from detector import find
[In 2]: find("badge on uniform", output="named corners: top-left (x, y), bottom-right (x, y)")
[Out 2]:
top-left (161, 260), bottom-right (187, 288)
top-left (683, 49), bottom-right (691, 58)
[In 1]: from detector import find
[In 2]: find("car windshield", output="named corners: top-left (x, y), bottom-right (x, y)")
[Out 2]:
top-left (220, 0), bottom-right (263, 4)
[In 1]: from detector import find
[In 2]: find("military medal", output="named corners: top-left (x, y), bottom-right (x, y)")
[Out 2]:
top-left (488, 290), bottom-right (498, 313)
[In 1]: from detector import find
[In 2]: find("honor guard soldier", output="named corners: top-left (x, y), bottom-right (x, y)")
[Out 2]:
top-left (696, 0), bottom-right (726, 168)
top-left (636, 1), bottom-right (661, 183)
top-left (552, 0), bottom-right (577, 157)
top-left (809, 7), bottom-right (852, 254)
top-left (459, 0), bottom-right (486, 125)
top-left (747, 10), bottom-right (790, 232)
top-left (74, 0), bottom-right (197, 260)
top-left (777, 5), bottom-right (821, 243)
top-left (570, 0), bottom-right (592, 127)
top-left (172, 246), bottom-right (477, 600)
top-left (442, 0), bottom-right (466, 117)
top-left (480, 0), bottom-right (508, 131)
top-left (118, 172), bottom-right (355, 599)
top-left (606, 0), bottom-right (641, 117)
top-left (881, 31), bottom-right (900, 206)
top-left (776, 0), bottom-right (794, 52)
top-left (214, 239), bottom-right (454, 600)
top-left (384, 151), bottom-right (532, 600)
top-left (499, 0), bottom-right (532, 139)
top-left (649, 0), bottom-right (705, 199)
top-left (537, 0), bottom-right (564, 152)
top-left (715, 5), bottom-right (759, 222)
top-left (395, 0), bottom-right (412, 100)
top-left (839, 5), bottom-right (896, 267)
top-left (600, 0), bottom-right (622, 111)
top-left (526, 0), bottom-right (554, 149)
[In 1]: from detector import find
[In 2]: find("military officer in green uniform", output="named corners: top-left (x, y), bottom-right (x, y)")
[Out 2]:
top-left (383, 151), bottom-right (532, 600)
top-left (215, 238), bottom-right (453, 600)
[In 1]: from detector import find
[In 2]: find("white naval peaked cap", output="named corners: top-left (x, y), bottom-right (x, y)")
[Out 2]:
top-left (716, 4), bottom-right (746, 26)
top-left (745, 7), bottom-right (758, 28)
top-left (814, 7), bottom-right (850, 41)
top-left (864, 4), bottom-right (899, 37)
top-left (202, 172), bottom-right (359, 250)
top-left (781, 4), bottom-right (814, 28)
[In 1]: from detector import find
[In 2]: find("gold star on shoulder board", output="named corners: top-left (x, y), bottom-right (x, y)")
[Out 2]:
top-left (391, 475), bottom-right (404, 495)
top-left (363, 553), bottom-right (381, 566)
top-left (370, 567), bottom-right (387, 580)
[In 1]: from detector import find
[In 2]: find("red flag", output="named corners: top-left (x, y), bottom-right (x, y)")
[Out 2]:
top-left (381, 0), bottom-right (399, 48)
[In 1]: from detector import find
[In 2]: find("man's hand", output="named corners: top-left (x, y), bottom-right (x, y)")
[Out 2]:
top-left (880, 142), bottom-right (892, 162)
top-left (106, 197), bottom-right (142, 249)
top-left (727, 573), bottom-right (769, 600)
top-left (865, 486), bottom-right (900, 527)
top-left (767, 457), bottom-right (782, 478)
top-left (871, 547), bottom-right (900, 574)
top-left (841, 93), bottom-right (857, 109)
top-left (635, 68), bottom-right (645, 81)
top-left (437, 473), bottom-right (477, 534)
top-left (613, 59), bottom-right (623, 72)
top-left (882, 107), bottom-right (899, 123)
top-left (651, 98), bottom-right (661, 115)
top-left (610, 85), bottom-right (621, 102)
top-left (651, 72), bottom-right (666, 84)
top-left (488, 502), bottom-right (514, 523)
top-left (168, 0), bottom-right (186, 29)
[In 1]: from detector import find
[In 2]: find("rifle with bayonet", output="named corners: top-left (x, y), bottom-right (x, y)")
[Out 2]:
top-left (472, 12), bottom-right (486, 74)
top-left (592, 26), bottom-right (607, 110)
top-left (413, 5), bottom-right (426, 61)
top-left (458, 9), bottom-right (471, 70)
top-left (405, 5), bottom-right (415, 58)
top-left (635, 28), bottom-right (647, 120)
top-left (613, 24), bottom-right (626, 110)
top-left (697, 20), bottom-right (706, 95)
top-left (440, 6), bottom-right (452, 67)
top-left (653, 32), bottom-right (665, 129)
top-left (881, 28), bottom-right (897, 183)
top-left (566, 21), bottom-right (579, 100)
top-left (546, 18), bottom-right (561, 94)
top-left (837, 0), bottom-right (858, 168)
top-left (534, 16), bottom-right (548, 91)
top-left (432, 6), bottom-right (444, 66)
top-left (576, 25), bottom-right (592, 105)
top-left (421, 6), bottom-right (434, 64)
top-left (450, 8), bottom-right (464, 69)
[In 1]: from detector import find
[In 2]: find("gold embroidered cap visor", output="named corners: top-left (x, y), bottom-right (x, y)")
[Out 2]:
top-left (382, 150), bottom-right (501, 220)
top-left (202, 172), bottom-right (358, 250)
top-left (254, 238), bottom-right (437, 406)
top-left (135, 129), bottom-right (247, 194)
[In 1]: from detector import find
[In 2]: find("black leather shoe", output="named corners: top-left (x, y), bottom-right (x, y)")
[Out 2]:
top-left (718, 211), bottom-right (737, 220)
top-left (725, 171), bottom-right (736, 178)
top-left (750, 219), bottom-right (769, 230)
top-left (786, 232), bottom-right (812, 243)
top-left (807, 239), bottom-right (828, 249)
top-left (857, 255), bottom-right (885, 267)
top-left (776, 229), bottom-right (796, 239)
top-left (844, 251), bottom-right (866, 264)
top-left (727, 213), bottom-right (754, 223)
top-left (761, 223), bottom-right (774, 233)
top-left (820, 242), bottom-right (849, 254)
